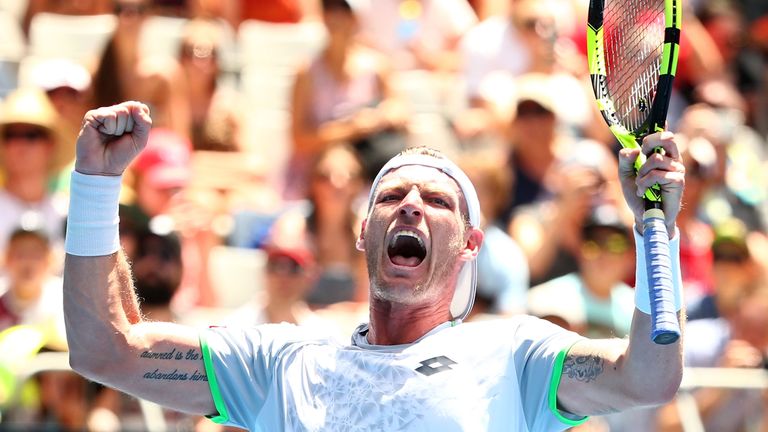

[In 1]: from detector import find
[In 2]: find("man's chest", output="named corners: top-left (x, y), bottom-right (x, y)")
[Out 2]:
top-left (275, 344), bottom-right (523, 431)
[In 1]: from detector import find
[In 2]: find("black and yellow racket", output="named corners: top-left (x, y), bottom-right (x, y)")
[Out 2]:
top-left (587, 0), bottom-right (682, 344)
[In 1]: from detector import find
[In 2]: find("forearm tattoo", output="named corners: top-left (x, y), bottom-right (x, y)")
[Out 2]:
top-left (563, 354), bottom-right (605, 383)
top-left (139, 348), bottom-right (208, 382)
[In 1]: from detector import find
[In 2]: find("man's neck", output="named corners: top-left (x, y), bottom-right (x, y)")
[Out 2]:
top-left (366, 299), bottom-right (452, 345)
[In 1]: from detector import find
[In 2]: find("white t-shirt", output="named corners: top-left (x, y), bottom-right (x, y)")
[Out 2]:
top-left (200, 316), bottom-right (587, 431)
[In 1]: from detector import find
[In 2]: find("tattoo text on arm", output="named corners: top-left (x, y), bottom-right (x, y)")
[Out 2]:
top-left (563, 354), bottom-right (605, 383)
top-left (139, 348), bottom-right (208, 382)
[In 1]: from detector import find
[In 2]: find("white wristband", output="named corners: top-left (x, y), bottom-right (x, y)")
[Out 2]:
top-left (65, 171), bottom-right (122, 256)
top-left (634, 227), bottom-right (683, 314)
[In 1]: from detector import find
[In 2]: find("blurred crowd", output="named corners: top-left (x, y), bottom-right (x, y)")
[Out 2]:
top-left (0, 0), bottom-right (767, 430)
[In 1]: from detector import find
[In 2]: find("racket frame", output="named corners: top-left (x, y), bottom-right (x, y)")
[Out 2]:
top-left (587, 0), bottom-right (682, 345)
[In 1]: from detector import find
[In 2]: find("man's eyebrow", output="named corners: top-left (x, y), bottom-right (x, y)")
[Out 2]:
top-left (375, 181), bottom-right (458, 199)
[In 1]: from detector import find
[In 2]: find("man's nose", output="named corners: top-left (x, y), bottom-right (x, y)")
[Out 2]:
top-left (398, 189), bottom-right (423, 219)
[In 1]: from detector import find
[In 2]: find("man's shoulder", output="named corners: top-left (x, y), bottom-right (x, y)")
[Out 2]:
top-left (449, 315), bottom-right (566, 342)
top-left (207, 322), bottom-right (345, 352)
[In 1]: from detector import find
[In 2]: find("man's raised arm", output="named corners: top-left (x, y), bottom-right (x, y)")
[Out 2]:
top-left (63, 102), bottom-right (215, 415)
top-left (556, 132), bottom-right (686, 415)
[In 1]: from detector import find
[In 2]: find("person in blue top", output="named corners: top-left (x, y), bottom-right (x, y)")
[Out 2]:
top-left (63, 101), bottom-right (686, 431)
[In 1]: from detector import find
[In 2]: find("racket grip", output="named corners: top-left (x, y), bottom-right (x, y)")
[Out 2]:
top-left (642, 209), bottom-right (681, 345)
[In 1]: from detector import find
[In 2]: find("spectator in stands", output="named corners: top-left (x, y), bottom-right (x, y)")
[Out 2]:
top-left (667, 133), bottom-right (719, 309)
top-left (28, 58), bottom-right (94, 193)
top-left (289, 0), bottom-right (408, 196)
top-left (0, 88), bottom-right (71, 253)
top-left (0, 228), bottom-right (63, 333)
top-left (173, 19), bottom-right (243, 152)
top-left (353, 0), bottom-right (477, 71)
top-left (29, 58), bottom-right (93, 144)
top-left (131, 230), bottom-right (183, 321)
top-left (225, 224), bottom-right (330, 329)
top-left (0, 325), bottom-right (87, 431)
top-left (458, 149), bottom-right (528, 318)
top-left (655, 283), bottom-right (768, 432)
top-left (687, 217), bottom-right (765, 321)
top-left (303, 145), bottom-right (367, 308)
top-left (92, 0), bottom-right (184, 134)
top-left (500, 73), bottom-right (581, 219)
top-left (509, 138), bottom-right (627, 287)
top-left (456, 0), bottom-right (591, 141)
top-left (527, 204), bottom-right (635, 338)
top-left (122, 128), bottom-right (220, 310)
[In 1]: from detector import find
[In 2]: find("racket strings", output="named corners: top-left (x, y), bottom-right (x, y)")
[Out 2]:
top-left (603, 0), bottom-right (665, 133)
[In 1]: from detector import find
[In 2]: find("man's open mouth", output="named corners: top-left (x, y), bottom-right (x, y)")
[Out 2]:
top-left (387, 230), bottom-right (427, 267)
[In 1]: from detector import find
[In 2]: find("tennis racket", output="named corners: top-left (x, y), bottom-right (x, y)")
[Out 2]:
top-left (587, 0), bottom-right (681, 344)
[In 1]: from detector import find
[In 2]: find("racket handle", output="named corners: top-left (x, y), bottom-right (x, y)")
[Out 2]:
top-left (642, 208), bottom-right (681, 345)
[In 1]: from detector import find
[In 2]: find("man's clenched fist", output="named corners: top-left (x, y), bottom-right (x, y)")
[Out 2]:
top-left (75, 101), bottom-right (152, 177)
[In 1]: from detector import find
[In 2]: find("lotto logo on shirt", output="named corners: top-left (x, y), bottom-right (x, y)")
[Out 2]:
top-left (415, 356), bottom-right (457, 376)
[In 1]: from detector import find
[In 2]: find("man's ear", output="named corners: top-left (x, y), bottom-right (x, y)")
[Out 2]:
top-left (459, 227), bottom-right (484, 261)
top-left (355, 219), bottom-right (367, 251)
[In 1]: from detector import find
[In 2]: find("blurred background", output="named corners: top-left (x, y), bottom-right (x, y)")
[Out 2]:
top-left (0, 0), bottom-right (767, 430)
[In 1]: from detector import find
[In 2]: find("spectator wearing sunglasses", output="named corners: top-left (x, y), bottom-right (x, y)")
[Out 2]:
top-left (509, 134), bottom-right (628, 287)
top-left (225, 221), bottom-right (338, 335)
top-left (0, 88), bottom-right (72, 254)
top-left (527, 203), bottom-right (635, 339)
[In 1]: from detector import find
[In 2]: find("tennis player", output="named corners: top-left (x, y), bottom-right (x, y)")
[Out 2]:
top-left (63, 102), bottom-right (685, 431)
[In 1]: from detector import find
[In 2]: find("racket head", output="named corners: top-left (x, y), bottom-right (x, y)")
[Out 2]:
top-left (587, 0), bottom-right (681, 150)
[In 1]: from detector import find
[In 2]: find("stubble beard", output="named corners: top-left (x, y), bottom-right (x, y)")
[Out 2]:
top-left (367, 226), bottom-right (466, 306)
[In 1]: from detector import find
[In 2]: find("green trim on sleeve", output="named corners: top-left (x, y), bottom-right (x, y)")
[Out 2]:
top-left (199, 332), bottom-right (231, 424)
top-left (548, 345), bottom-right (589, 427)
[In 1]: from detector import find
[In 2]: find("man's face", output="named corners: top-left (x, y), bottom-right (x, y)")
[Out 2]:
top-left (360, 165), bottom-right (479, 307)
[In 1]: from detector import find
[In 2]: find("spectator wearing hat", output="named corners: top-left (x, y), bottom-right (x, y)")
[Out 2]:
top-left (500, 73), bottom-right (577, 218)
top-left (686, 217), bottom-right (766, 322)
top-left (527, 203), bottom-right (635, 338)
top-left (226, 242), bottom-right (324, 328)
top-left (224, 211), bottom-right (341, 333)
top-left (0, 88), bottom-right (72, 253)
top-left (28, 58), bottom-right (94, 194)
top-left (29, 58), bottom-right (93, 142)
top-left (125, 128), bottom-right (192, 220)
